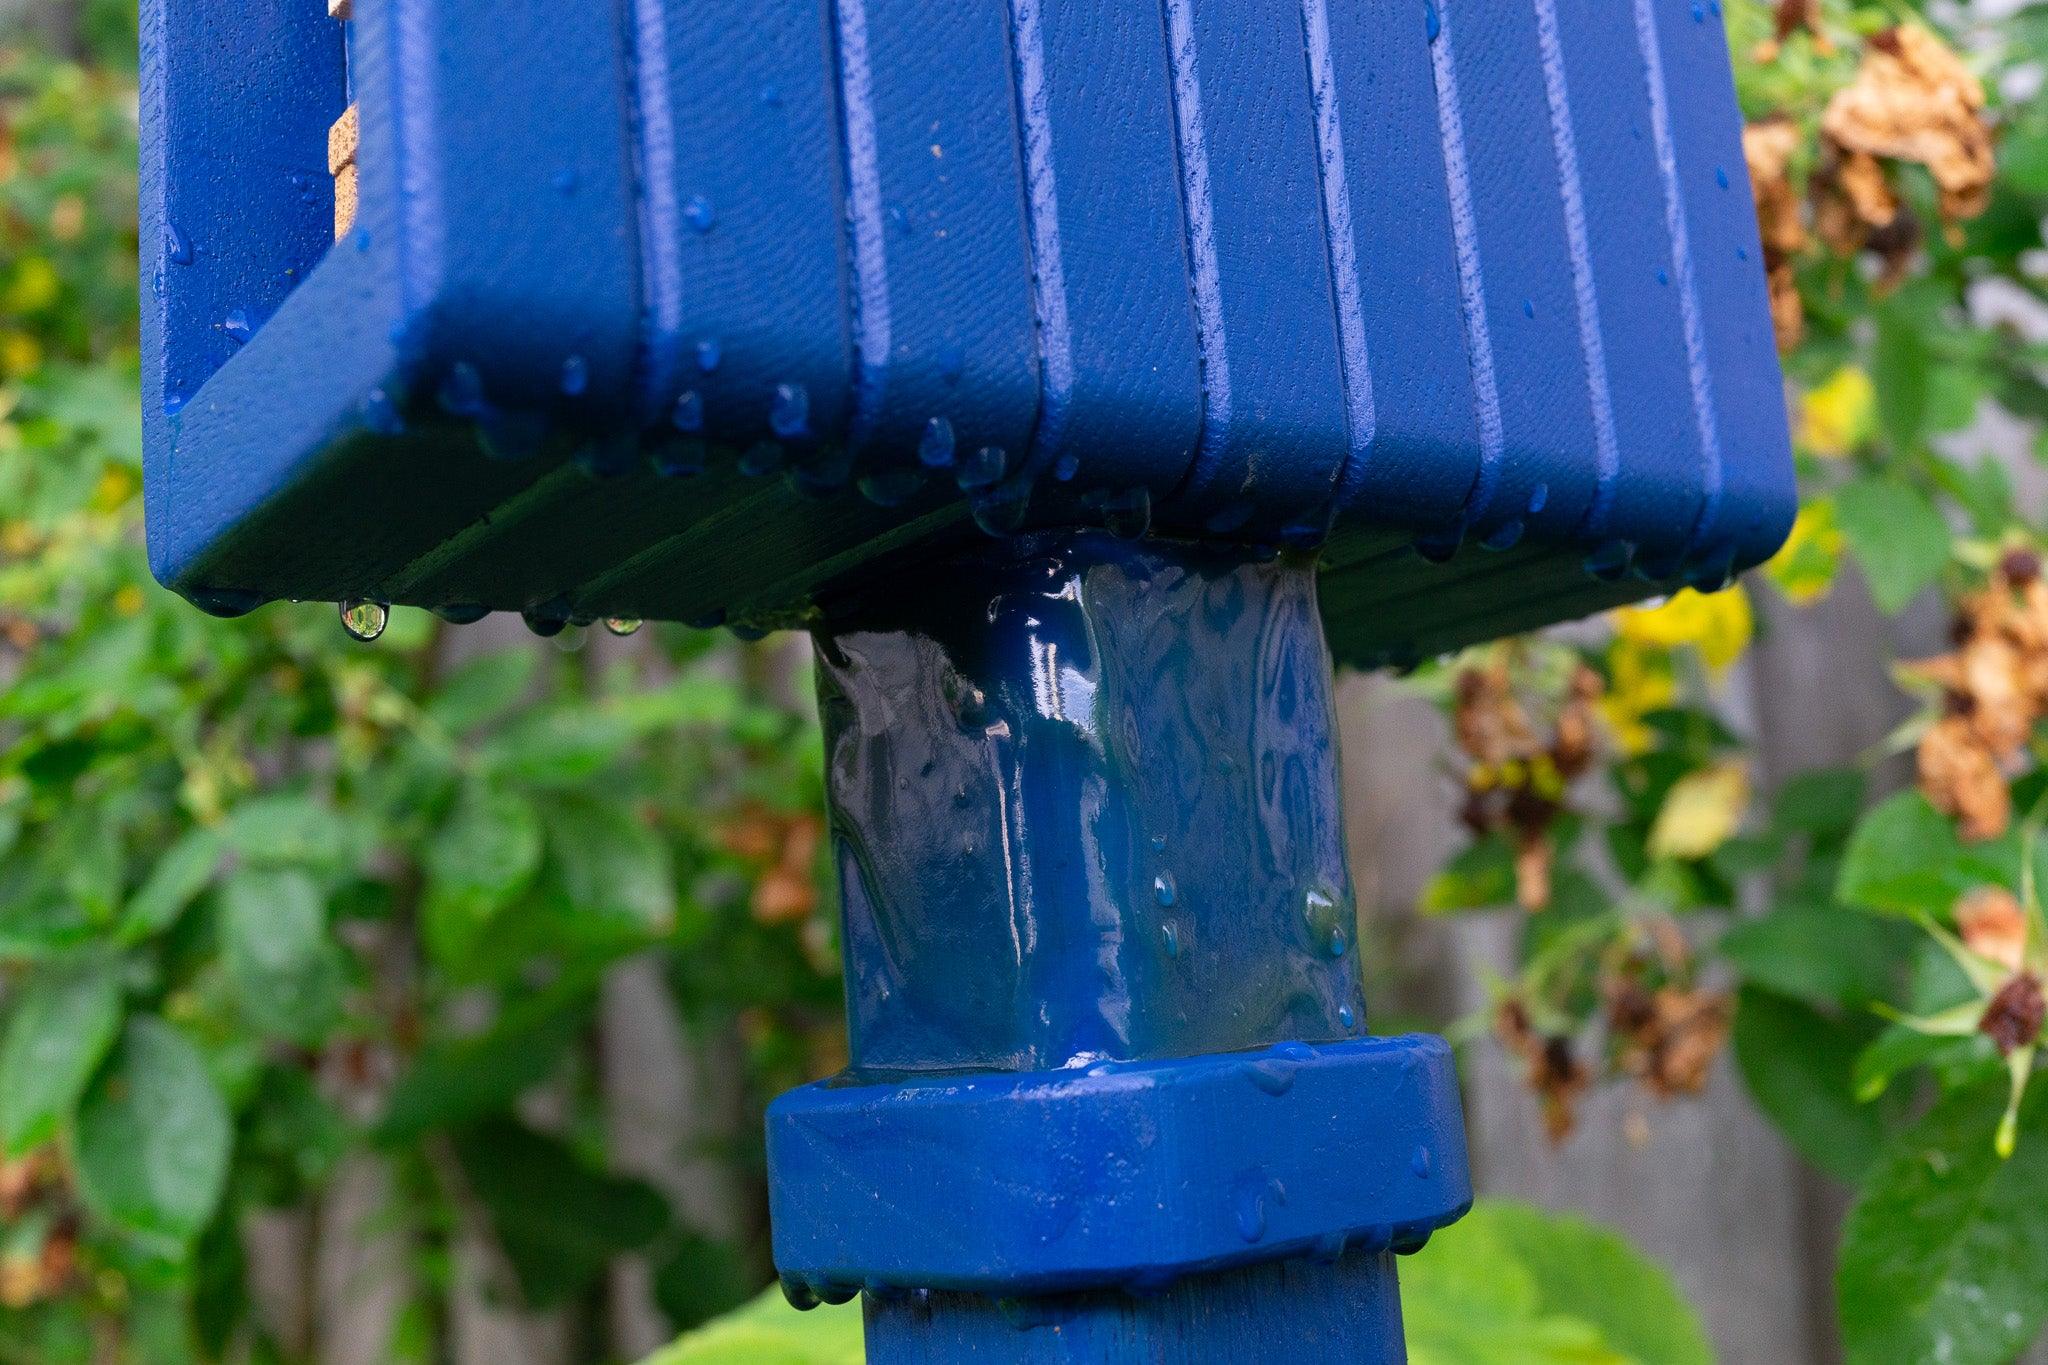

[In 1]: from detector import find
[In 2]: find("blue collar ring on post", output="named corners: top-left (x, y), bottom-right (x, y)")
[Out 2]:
top-left (771, 532), bottom-right (1473, 1357)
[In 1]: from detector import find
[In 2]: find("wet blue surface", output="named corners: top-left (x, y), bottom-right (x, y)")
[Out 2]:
top-left (813, 533), bottom-right (1363, 1076)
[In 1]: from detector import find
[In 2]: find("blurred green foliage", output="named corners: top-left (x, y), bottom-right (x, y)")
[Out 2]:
top-left (0, 18), bottom-right (843, 1362)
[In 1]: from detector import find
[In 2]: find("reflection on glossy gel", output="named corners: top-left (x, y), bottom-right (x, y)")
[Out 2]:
top-left (813, 533), bottom-right (1366, 1078)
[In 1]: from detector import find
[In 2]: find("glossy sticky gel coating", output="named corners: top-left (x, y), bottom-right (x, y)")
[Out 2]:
top-left (812, 535), bottom-right (1360, 1075)
top-left (140, 0), bottom-right (1793, 663)
top-left (769, 535), bottom-right (1470, 1316)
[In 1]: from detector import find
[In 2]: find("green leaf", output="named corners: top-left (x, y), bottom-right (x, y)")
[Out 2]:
top-left (484, 711), bottom-right (635, 789)
top-left (374, 974), bottom-right (598, 1143)
top-left (1421, 836), bottom-right (1516, 914)
top-left (220, 795), bottom-right (347, 870)
top-left (451, 1119), bottom-right (668, 1308)
top-left (1872, 303), bottom-right (1931, 454)
top-left (544, 800), bottom-right (677, 933)
top-left (1733, 988), bottom-right (1895, 1184)
top-left (642, 1288), bottom-right (864, 1365)
top-left (425, 649), bottom-right (538, 735)
top-left (423, 784), bottom-right (543, 970)
top-left (1404, 1198), bottom-right (1706, 1365)
top-left (1834, 477), bottom-right (1950, 615)
top-left (218, 867), bottom-right (345, 1044)
top-left (1852, 1024), bottom-right (1997, 1104)
top-left (1773, 768), bottom-right (1866, 838)
top-left (1836, 792), bottom-right (1989, 917)
top-left (1838, 1083), bottom-right (2048, 1365)
top-left (73, 1017), bottom-right (232, 1253)
top-left (118, 827), bottom-right (220, 943)
top-left (0, 958), bottom-right (123, 1155)
top-left (1718, 904), bottom-right (1912, 1006)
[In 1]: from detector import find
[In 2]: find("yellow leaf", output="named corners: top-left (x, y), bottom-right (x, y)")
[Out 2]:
top-left (1613, 587), bottom-right (1753, 671)
top-left (1798, 366), bottom-right (1876, 458)
top-left (1599, 639), bottom-right (1677, 756)
top-left (2, 258), bottom-right (60, 315)
top-left (1765, 500), bottom-right (1844, 605)
top-left (1648, 762), bottom-right (1751, 861)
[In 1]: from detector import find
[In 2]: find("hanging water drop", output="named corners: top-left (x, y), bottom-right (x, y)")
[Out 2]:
top-left (694, 338), bottom-right (723, 372)
top-left (1153, 871), bottom-right (1178, 907)
top-left (918, 416), bottom-right (956, 468)
top-left (559, 354), bottom-right (590, 396)
top-left (339, 599), bottom-right (388, 641)
top-left (1102, 487), bottom-right (1151, 540)
top-left (769, 382), bottom-right (811, 438)
top-left (604, 617), bottom-right (643, 637)
top-left (165, 222), bottom-right (195, 266)
top-left (672, 389), bottom-right (705, 432)
top-left (1338, 1003), bottom-right (1357, 1030)
top-left (683, 194), bottom-right (717, 232)
top-left (956, 445), bottom-right (1006, 491)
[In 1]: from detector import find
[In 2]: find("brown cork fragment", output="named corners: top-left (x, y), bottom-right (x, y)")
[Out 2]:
top-left (329, 104), bottom-right (359, 238)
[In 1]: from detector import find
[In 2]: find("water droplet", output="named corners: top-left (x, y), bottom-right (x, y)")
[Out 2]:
top-left (970, 484), bottom-right (1031, 537)
top-left (1481, 519), bottom-right (1524, 551)
top-left (434, 603), bottom-right (489, 624)
top-left (522, 606), bottom-right (568, 637)
top-left (672, 389), bottom-right (705, 433)
top-left (339, 599), bottom-right (388, 641)
top-left (362, 387), bottom-right (404, 435)
top-left (1161, 922), bottom-right (1182, 958)
top-left (1714, 165), bottom-right (1729, 189)
top-left (1150, 834), bottom-right (1167, 853)
top-left (1412, 526), bottom-right (1462, 563)
top-left (438, 362), bottom-right (486, 417)
top-left (780, 1276), bottom-right (821, 1312)
top-left (222, 309), bottom-right (252, 345)
top-left (164, 391), bottom-right (187, 416)
top-left (1327, 924), bottom-right (1348, 958)
top-left (189, 586), bottom-right (262, 618)
top-left (1247, 1059), bottom-right (1296, 1096)
top-left (694, 338), bottom-right (723, 372)
top-left (1338, 1003), bottom-right (1357, 1029)
top-left (1522, 298), bottom-right (1535, 319)
top-left (769, 382), bottom-right (811, 438)
top-left (1153, 872), bottom-right (1177, 907)
top-left (1689, 1), bottom-right (1704, 20)
top-left (1205, 501), bottom-right (1254, 534)
top-left (1233, 1177), bottom-right (1283, 1243)
top-left (1527, 483), bottom-right (1548, 514)
top-left (683, 194), bottom-right (717, 232)
top-left (559, 354), bottom-right (589, 396)
top-left (1656, 267), bottom-right (1670, 286)
top-left (1737, 245), bottom-right (1750, 261)
top-left (1582, 539), bottom-right (1635, 582)
top-left (165, 222), bottom-right (195, 266)
top-left (1102, 487), bottom-right (1151, 540)
top-left (956, 445), bottom-right (1006, 491)
top-left (1424, 0), bottom-right (1441, 41)
top-left (552, 167), bottom-right (579, 195)
top-left (858, 468), bottom-right (925, 507)
top-left (759, 82), bottom-right (783, 106)
top-left (1053, 452), bottom-right (1081, 482)
top-left (1411, 1145), bottom-right (1432, 1178)
top-left (604, 616), bottom-right (643, 637)
top-left (739, 441), bottom-right (785, 477)
top-left (1304, 887), bottom-right (1335, 923)
top-left (918, 416), bottom-right (956, 468)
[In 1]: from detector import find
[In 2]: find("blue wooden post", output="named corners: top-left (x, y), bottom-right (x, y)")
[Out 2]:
top-left (139, 0), bottom-right (1797, 1356)
top-left (768, 532), bottom-right (1469, 1356)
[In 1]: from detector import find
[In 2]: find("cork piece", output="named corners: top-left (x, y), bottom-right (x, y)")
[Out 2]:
top-left (328, 104), bottom-right (359, 238)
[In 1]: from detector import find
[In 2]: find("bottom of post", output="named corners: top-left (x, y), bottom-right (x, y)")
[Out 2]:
top-left (864, 1250), bottom-right (1406, 1363)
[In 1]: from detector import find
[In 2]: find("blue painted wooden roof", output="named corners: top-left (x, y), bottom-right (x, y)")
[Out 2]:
top-left (141, 0), bottom-right (1793, 662)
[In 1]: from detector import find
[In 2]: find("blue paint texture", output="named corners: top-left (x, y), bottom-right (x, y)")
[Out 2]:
top-left (770, 536), bottom-right (1469, 1351)
top-left (142, 1), bottom-right (1788, 1354)
top-left (139, 0), bottom-right (1793, 666)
